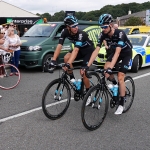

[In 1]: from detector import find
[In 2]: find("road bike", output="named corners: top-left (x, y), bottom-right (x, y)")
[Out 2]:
top-left (42, 64), bottom-right (100, 120)
top-left (81, 68), bottom-right (135, 131)
top-left (0, 51), bottom-right (21, 90)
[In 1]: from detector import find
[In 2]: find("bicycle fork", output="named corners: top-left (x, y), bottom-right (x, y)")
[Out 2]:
top-left (91, 84), bottom-right (104, 109)
top-left (54, 81), bottom-right (65, 101)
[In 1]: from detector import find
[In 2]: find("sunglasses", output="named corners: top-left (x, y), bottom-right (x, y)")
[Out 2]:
top-left (101, 25), bottom-right (109, 29)
top-left (0, 33), bottom-right (5, 34)
top-left (9, 25), bottom-right (14, 26)
top-left (5, 27), bottom-right (8, 28)
top-left (69, 24), bottom-right (78, 28)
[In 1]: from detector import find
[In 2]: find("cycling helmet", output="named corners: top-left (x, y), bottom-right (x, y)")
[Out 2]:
top-left (98, 14), bottom-right (113, 26)
top-left (64, 15), bottom-right (78, 26)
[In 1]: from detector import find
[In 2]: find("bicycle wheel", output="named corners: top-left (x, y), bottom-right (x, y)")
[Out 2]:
top-left (0, 64), bottom-right (20, 90)
top-left (42, 78), bottom-right (71, 120)
top-left (88, 71), bottom-right (100, 86)
top-left (81, 84), bottom-right (109, 131)
top-left (123, 76), bottom-right (135, 113)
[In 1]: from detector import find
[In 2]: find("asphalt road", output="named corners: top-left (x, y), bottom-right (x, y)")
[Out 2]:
top-left (0, 65), bottom-right (150, 150)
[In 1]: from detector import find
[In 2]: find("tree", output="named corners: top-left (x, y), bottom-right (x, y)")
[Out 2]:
top-left (124, 17), bottom-right (144, 26)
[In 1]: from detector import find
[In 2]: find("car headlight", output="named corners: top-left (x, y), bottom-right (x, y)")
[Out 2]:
top-left (28, 46), bottom-right (42, 51)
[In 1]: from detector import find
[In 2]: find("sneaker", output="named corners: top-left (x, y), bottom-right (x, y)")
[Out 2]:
top-left (114, 105), bottom-right (124, 115)
top-left (10, 73), bottom-right (13, 76)
top-left (15, 72), bottom-right (19, 76)
top-left (0, 95), bottom-right (2, 99)
top-left (86, 95), bottom-right (92, 106)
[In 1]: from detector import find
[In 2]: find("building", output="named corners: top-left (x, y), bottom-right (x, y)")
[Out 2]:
top-left (0, 0), bottom-right (43, 36)
top-left (117, 10), bottom-right (146, 26)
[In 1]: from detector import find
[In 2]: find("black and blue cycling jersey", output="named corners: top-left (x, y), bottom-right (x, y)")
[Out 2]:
top-left (97, 29), bottom-right (132, 53)
top-left (59, 28), bottom-right (94, 49)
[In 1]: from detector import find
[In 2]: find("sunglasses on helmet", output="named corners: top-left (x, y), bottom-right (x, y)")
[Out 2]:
top-left (101, 25), bottom-right (109, 29)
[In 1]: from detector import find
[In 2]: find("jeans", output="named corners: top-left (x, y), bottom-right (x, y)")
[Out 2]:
top-left (11, 50), bottom-right (20, 72)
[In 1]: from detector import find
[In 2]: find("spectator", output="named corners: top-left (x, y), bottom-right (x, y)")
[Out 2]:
top-left (6, 28), bottom-right (22, 76)
top-left (24, 28), bottom-right (28, 34)
top-left (14, 25), bottom-right (20, 36)
top-left (113, 24), bottom-right (119, 29)
top-left (0, 28), bottom-right (8, 78)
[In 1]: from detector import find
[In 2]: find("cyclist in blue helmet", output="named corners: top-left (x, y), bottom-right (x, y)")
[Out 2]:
top-left (82, 14), bottom-right (133, 115)
top-left (50, 15), bottom-right (95, 97)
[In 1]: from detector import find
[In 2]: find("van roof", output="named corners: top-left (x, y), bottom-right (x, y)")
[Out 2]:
top-left (46, 20), bottom-right (98, 25)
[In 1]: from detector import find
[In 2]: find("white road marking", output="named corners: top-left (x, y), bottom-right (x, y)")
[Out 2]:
top-left (0, 72), bottom-right (150, 123)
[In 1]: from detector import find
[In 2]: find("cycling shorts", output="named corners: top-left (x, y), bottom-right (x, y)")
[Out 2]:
top-left (70, 46), bottom-right (95, 67)
top-left (107, 50), bottom-right (132, 74)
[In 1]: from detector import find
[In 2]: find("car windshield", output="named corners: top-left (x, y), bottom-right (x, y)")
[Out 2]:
top-left (128, 36), bottom-right (146, 46)
top-left (23, 24), bottom-right (57, 37)
top-left (120, 28), bottom-right (131, 35)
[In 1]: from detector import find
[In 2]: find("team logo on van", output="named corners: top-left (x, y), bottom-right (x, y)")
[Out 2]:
top-left (83, 26), bottom-right (101, 48)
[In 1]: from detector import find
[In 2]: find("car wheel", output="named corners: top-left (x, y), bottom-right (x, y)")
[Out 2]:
top-left (42, 54), bottom-right (53, 72)
top-left (131, 55), bottom-right (139, 73)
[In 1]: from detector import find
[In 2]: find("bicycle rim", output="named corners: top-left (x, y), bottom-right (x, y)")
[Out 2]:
top-left (42, 78), bottom-right (71, 120)
top-left (123, 76), bottom-right (135, 113)
top-left (81, 84), bottom-right (109, 131)
top-left (0, 64), bottom-right (20, 90)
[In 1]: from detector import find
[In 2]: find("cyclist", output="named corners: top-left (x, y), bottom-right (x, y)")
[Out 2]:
top-left (83, 14), bottom-right (132, 115)
top-left (50, 15), bottom-right (95, 95)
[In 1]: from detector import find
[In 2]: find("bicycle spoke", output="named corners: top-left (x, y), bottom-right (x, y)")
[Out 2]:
top-left (81, 85), bottom-right (109, 131)
top-left (42, 79), bottom-right (71, 120)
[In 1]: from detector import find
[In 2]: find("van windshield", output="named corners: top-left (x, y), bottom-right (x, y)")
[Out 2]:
top-left (23, 24), bottom-right (57, 37)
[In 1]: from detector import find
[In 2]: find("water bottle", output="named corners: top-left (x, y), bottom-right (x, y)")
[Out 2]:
top-left (77, 79), bottom-right (82, 90)
top-left (70, 78), bottom-right (77, 87)
top-left (113, 84), bottom-right (118, 96)
top-left (108, 84), bottom-right (114, 92)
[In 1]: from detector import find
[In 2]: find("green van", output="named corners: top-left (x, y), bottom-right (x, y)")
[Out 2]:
top-left (20, 20), bottom-right (101, 71)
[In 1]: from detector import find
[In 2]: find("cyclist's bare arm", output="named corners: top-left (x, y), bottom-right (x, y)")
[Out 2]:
top-left (67, 47), bottom-right (79, 64)
top-left (87, 46), bottom-right (100, 67)
top-left (103, 40), bottom-right (108, 49)
top-left (52, 44), bottom-right (62, 60)
top-left (109, 47), bottom-right (121, 69)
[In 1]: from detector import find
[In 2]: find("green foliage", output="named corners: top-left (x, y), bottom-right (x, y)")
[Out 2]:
top-left (124, 17), bottom-right (144, 26)
top-left (37, 1), bottom-right (150, 21)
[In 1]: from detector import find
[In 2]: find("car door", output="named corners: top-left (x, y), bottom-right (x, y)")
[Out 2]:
top-left (145, 37), bottom-right (150, 63)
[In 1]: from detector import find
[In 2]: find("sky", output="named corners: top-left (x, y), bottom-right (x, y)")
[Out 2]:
top-left (3, 0), bottom-right (150, 15)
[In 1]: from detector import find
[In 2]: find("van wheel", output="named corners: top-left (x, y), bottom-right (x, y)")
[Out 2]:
top-left (42, 54), bottom-right (53, 72)
top-left (131, 55), bottom-right (139, 73)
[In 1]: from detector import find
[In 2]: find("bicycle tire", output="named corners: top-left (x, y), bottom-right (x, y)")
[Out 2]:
top-left (42, 78), bottom-right (71, 120)
top-left (123, 76), bottom-right (135, 113)
top-left (0, 64), bottom-right (21, 90)
top-left (88, 71), bottom-right (101, 86)
top-left (81, 84), bottom-right (109, 131)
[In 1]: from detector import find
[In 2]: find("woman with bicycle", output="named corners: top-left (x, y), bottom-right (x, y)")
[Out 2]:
top-left (5, 27), bottom-right (21, 76)
top-left (83, 14), bottom-right (133, 115)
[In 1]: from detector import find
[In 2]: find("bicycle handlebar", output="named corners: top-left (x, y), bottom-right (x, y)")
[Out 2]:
top-left (94, 68), bottom-right (118, 74)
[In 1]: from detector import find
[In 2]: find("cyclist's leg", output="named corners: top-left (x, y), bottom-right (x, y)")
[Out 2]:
top-left (104, 53), bottom-right (117, 84)
top-left (64, 50), bottom-right (81, 79)
top-left (115, 51), bottom-right (132, 114)
top-left (80, 47), bottom-right (95, 90)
